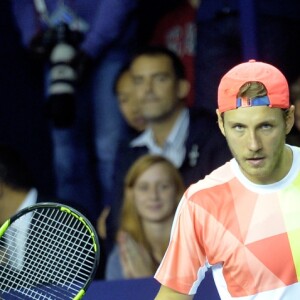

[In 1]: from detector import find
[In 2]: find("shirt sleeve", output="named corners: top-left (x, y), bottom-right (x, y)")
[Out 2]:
top-left (154, 195), bottom-right (209, 295)
top-left (11, 0), bottom-right (40, 47)
top-left (80, 0), bottom-right (138, 58)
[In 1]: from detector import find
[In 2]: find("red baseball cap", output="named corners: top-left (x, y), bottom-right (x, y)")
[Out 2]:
top-left (218, 59), bottom-right (290, 113)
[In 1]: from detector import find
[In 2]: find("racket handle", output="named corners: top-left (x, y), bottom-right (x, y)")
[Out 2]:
top-left (73, 289), bottom-right (85, 300)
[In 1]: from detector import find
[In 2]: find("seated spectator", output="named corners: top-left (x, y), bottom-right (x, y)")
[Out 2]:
top-left (195, 0), bottom-right (300, 113)
top-left (105, 154), bottom-right (185, 280)
top-left (150, 0), bottom-right (200, 107)
top-left (0, 142), bottom-right (91, 224)
top-left (97, 66), bottom-right (146, 240)
top-left (0, 143), bottom-right (105, 278)
top-left (114, 65), bottom-right (147, 135)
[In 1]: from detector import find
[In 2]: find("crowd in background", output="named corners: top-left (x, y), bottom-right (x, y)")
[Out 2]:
top-left (1, 0), bottom-right (300, 281)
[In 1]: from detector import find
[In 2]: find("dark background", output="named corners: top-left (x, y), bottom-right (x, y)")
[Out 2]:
top-left (0, 0), bottom-right (182, 196)
top-left (0, 0), bottom-right (55, 194)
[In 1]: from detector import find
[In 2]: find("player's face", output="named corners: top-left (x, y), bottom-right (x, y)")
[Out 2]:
top-left (116, 71), bottom-right (146, 132)
top-left (133, 163), bottom-right (178, 223)
top-left (218, 106), bottom-right (294, 184)
top-left (130, 55), bottom-right (183, 122)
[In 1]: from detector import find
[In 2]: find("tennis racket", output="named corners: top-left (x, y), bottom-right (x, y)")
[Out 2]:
top-left (0, 202), bottom-right (100, 299)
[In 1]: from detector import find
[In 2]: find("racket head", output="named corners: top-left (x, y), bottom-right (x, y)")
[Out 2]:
top-left (0, 202), bottom-right (100, 299)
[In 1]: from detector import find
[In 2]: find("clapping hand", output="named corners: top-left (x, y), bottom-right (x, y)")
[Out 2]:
top-left (117, 231), bottom-right (154, 278)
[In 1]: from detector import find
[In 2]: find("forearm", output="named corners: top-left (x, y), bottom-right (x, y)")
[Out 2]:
top-left (11, 0), bottom-right (39, 48)
top-left (154, 285), bottom-right (194, 300)
top-left (80, 0), bottom-right (138, 58)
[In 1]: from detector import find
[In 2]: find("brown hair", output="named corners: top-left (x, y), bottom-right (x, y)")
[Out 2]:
top-left (237, 81), bottom-right (267, 99)
top-left (237, 81), bottom-right (289, 120)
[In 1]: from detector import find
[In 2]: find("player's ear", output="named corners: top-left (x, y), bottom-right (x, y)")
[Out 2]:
top-left (285, 105), bottom-right (295, 135)
top-left (177, 79), bottom-right (190, 99)
top-left (216, 109), bottom-right (225, 136)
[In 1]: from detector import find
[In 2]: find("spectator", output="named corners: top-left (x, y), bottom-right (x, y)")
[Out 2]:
top-left (129, 46), bottom-right (230, 187)
top-left (114, 66), bottom-right (147, 134)
top-left (105, 154), bottom-right (185, 280)
top-left (97, 65), bottom-right (146, 240)
top-left (0, 141), bottom-right (91, 238)
top-left (106, 46), bottom-right (231, 253)
top-left (135, 0), bottom-right (184, 47)
top-left (10, 0), bottom-right (140, 224)
top-left (150, 0), bottom-right (200, 107)
top-left (195, 0), bottom-right (300, 113)
top-left (154, 60), bottom-right (300, 299)
top-left (0, 143), bottom-right (39, 270)
top-left (0, 143), bottom-right (38, 227)
top-left (0, 142), bottom-right (105, 278)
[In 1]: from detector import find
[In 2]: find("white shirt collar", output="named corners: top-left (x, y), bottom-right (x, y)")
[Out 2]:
top-left (230, 145), bottom-right (300, 193)
top-left (130, 108), bottom-right (189, 167)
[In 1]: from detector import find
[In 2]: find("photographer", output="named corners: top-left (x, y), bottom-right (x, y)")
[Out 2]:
top-left (11, 0), bottom-right (140, 226)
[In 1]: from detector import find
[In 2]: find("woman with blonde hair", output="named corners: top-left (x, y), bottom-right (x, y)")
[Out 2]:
top-left (105, 154), bottom-right (185, 280)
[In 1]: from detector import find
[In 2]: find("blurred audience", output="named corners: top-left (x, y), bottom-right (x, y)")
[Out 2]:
top-left (97, 66), bottom-right (146, 240)
top-left (105, 154), bottom-right (185, 280)
top-left (195, 0), bottom-right (300, 112)
top-left (104, 46), bottom-right (231, 253)
top-left (114, 66), bottom-right (147, 134)
top-left (0, 143), bottom-right (39, 269)
top-left (135, 0), bottom-right (185, 47)
top-left (0, 141), bottom-right (92, 231)
top-left (150, 0), bottom-right (200, 107)
top-left (10, 0), bottom-right (140, 224)
top-left (0, 142), bottom-right (106, 278)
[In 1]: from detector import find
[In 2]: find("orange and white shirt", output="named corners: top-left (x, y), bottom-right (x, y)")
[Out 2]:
top-left (155, 145), bottom-right (300, 299)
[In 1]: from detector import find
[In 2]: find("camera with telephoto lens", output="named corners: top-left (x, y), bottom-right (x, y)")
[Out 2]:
top-left (43, 23), bottom-right (83, 128)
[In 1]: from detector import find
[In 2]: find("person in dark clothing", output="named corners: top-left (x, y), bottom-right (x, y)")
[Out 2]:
top-left (0, 143), bottom-right (105, 279)
top-left (10, 0), bottom-right (140, 225)
top-left (97, 66), bottom-right (146, 240)
top-left (195, 0), bottom-right (300, 113)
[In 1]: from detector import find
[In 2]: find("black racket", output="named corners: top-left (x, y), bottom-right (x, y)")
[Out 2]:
top-left (0, 202), bottom-right (100, 299)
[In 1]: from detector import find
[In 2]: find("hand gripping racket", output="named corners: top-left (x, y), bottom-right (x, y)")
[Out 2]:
top-left (0, 202), bottom-right (100, 299)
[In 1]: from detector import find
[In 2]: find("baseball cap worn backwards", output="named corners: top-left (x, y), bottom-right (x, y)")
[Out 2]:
top-left (218, 59), bottom-right (290, 113)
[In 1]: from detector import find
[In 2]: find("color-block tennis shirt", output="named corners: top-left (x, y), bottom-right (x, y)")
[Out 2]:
top-left (155, 145), bottom-right (300, 299)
